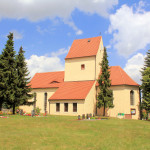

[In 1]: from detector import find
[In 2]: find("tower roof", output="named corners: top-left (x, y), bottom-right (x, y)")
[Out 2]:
top-left (65, 36), bottom-right (101, 59)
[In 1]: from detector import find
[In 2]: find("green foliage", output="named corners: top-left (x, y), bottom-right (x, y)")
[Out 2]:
top-left (142, 112), bottom-right (148, 120)
top-left (35, 107), bottom-right (41, 114)
top-left (15, 46), bottom-right (33, 105)
top-left (90, 117), bottom-right (95, 119)
top-left (0, 54), bottom-right (4, 111)
top-left (0, 33), bottom-right (17, 114)
top-left (0, 33), bottom-right (33, 114)
top-left (97, 47), bottom-right (114, 116)
top-left (141, 50), bottom-right (150, 113)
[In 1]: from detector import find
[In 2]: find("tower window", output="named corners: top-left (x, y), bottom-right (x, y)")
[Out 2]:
top-left (81, 64), bottom-right (85, 70)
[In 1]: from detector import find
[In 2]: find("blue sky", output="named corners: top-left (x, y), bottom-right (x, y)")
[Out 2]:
top-left (0, 0), bottom-right (150, 84)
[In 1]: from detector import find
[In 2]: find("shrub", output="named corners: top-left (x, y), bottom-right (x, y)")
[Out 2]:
top-left (101, 117), bottom-right (109, 120)
top-left (15, 107), bottom-right (20, 114)
top-left (35, 107), bottom-right (41, 115)
top-left (8, 112), bottom-right (13, 115)
top-left (142, 112), bottom-right (148, 120)
top-left (0, 111), bottom-right (3, 116)
top-left (90, 117), bottom-right (95, 119)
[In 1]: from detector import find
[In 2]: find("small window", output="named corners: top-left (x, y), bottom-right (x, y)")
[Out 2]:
top-left (73, 103), bottom-right (77, 112)
top-left (64, 103), bottom-right (68, 112)
top-left (56, 103), bottom-right (60, 112)
top-left (130, 90), bottom-right (134, 105)
top-left (81, 64), bottom-right (85, 70)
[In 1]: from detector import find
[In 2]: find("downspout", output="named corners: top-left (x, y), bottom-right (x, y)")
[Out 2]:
top-left (96, 86), bottom-right (97, 115)
top-left (95, 56), bottom-right (96, 80)
top-left (139, 87), bottom-right (142, 120)
top-left (95, 56), bottom-right (97, 115)
top-left (49, 101), bottom-right (50, 115)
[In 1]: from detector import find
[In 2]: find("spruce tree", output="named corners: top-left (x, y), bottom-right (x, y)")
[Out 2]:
top-left (97, 47), bottom-right (114, 116)
top-left (0, 33), bottom-right (17, 114)
top-left (0, 54), bottom-right (5, 111)
top-left (15, 46), bottom-right (33, 106)
top-left (141, 50), bottom-right (150, 115)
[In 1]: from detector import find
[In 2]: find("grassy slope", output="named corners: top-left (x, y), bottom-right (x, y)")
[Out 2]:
top-left (0, 115), bottom-right (150, 150)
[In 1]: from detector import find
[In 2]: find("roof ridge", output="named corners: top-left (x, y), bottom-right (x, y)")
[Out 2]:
top-left (74, 36), bottom-right (101, 41)
top-left (118, 66), bottom-right (126, 84)
top-left (110, 66), bottom-right (120, 67)
top-left (64, 80), bottom-right (95, 83)
top-left (36, 71), bottom-right (64, 74)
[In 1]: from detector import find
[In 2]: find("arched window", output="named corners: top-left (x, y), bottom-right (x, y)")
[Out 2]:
top-left (130, 90), bottom-right (134, 105)
top-left (44, 92), bottom-right (47, 113)
top-left (34, 92), bottom-right (36, 110)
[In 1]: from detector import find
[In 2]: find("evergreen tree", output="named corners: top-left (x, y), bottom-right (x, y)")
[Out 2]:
top-left (0, 33), bottom-right (17, 114)
top-left (0, 54), bottom-right (5, 111)
top-left (141, 50), bottom-right (150, 115)
top-left (15, 46), bottom-right (33, 106)
top-left (97, 47), bottom-right (114, 116)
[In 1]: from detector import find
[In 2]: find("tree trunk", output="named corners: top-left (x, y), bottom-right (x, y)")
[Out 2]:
top-left (13, 104), bottom-right (15, 114)
top-left (0, 102), bottom-right (2, 111)
top-left (103, 103), bottom-right (105, 116)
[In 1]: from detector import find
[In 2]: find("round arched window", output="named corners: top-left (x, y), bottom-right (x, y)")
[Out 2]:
top-left (130, 90), bottom-right (134, 105)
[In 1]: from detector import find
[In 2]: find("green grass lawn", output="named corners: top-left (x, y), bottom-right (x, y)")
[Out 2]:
top-left (0, 115), bottom-right (150, 150)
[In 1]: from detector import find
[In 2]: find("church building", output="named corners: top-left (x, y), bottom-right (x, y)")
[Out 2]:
top-left (20, 36), bottom-right (140, 119)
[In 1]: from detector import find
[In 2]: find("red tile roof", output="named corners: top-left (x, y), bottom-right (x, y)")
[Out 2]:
top-left (49, 81), bottom-right (95, 100)
top-left (96, 66), bottom-right (139, 86)
top-left (29, 71), bottom-right (64, 89)
top-left (65, 36), bottom-right (101, 59)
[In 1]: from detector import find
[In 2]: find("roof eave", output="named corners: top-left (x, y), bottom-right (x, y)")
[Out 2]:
top-left (49, 99), bottom-right (85, 101)
top-left (65, 55), bottom-right (96, 60)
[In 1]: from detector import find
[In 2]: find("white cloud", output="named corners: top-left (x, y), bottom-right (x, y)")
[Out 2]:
top-left (0, 0), bottom-right (118, 34)
top-left (63, 19), bottom-right (83, 35)
top-left (106, 45), bottom-right (111, 49)
top-left (124, 53), bottom-right (145, 84)
top-left (108, 1), bottom-right (150, 57)
top-left (26, 55), bottom-right (64, 78)
top-left (10, 30), bottom-right (23, 40)
top-left (51, 48), bottom-right (69, 57)
top-left (36, 26), bottom-right (48, 35)
top-left (76, 30), bottom-right (83, 35)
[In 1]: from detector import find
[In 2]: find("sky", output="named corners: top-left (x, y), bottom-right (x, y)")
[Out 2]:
top-left (0, 0), bottom-right (150, 84)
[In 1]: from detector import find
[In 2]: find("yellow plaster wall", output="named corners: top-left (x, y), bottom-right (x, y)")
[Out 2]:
top-left (97, 85), bottom-right (140, 119)
top-left (49, 100), bottom-right (84, 116)
top-left (84, 82), bottom-right (96, 115)
top-left (49, 82), bottom-right (96, 116)
top-left (64, 56), bottom-right (96, 81)
top-left (96, 38), bottom-right (104, 79)
top-left (20, 85), bottom-right (96, 116)
top-left (20, 88), bottom-right (58, 113)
